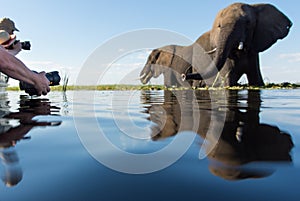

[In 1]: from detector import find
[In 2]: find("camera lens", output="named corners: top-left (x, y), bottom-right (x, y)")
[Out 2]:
top-left (19, 71), bottom-right (60, 96)
top-left (21, 41), bottom-right (31, 50)
top-left (45, 71), bottom-right (61, 86)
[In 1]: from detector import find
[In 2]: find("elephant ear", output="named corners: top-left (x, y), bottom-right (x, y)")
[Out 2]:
top-left (156, 45), bottom-right (175, 66)
top-left (147, 49), bottom-right (161, 64)
top-left (252, 4), bottom-right (292, 52)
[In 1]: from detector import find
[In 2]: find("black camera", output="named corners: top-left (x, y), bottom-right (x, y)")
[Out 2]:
top-left (20, 41), bottom-right (31, 50)
top-left (7, 40), bottom-right (31, 50)
top-left (19, 71), bottom-right (61, 96)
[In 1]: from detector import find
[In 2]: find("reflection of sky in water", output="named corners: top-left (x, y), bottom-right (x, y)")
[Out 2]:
top-left (86, 90), bottom-right (172, 153)
top-left (71, 89), bottom-right (300, 166)
top-left (1, 89), bottom-right (300, 200)
top-left (260, 90), bottom-right (300, 167)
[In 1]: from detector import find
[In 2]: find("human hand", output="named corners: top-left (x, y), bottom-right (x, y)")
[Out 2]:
top-left (31, 71), bottom-right (50, 96)
top-left (7, 41), bottom-right (22, 56)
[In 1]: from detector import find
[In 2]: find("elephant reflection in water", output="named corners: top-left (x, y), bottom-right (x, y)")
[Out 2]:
top-left (0, 97), bottom-right (61, 187)
top-left (141, 90), bottom-right (294, 180)
top-left (142, 91), bottom-right (196, 140)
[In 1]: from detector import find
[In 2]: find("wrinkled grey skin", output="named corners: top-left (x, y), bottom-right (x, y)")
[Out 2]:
top-left (139, 31), bottom-right (213, 88)
top-left (140, 3), bottom-right (292, 87)
top-left (139, 44), bottom-right (193, 88)
top-left (194, 3), bottom-right (292, 86)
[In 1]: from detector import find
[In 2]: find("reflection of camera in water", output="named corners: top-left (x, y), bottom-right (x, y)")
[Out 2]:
top-left (19, 71), bottom-right (61, 96)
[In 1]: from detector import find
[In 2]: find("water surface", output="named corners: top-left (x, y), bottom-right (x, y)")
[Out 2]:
top-left (0, 89), bottom-right (299, 201)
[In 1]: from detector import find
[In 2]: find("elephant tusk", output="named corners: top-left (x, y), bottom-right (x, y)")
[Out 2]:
top-left (238, 42), bottom-right (244, 50)
top-left (205, 47), bottom-right (217, 54)
top-left (139, 73), bottom-right (146, 79)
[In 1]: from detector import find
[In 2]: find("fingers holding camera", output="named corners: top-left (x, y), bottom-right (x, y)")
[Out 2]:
top-left (7, 40), bottom-right (22, 56)
top-left (33, 71), bottom-right (51, 96)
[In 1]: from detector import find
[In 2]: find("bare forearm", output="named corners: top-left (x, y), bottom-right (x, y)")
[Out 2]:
top-left (0, 47), bottom-right (36, 84)
top-left (0, 46), bottom-right (50, 96)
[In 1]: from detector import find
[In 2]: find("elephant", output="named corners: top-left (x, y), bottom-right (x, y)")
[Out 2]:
top-left (140, 3), bottom-right (292, 87)
top-left (139, 31), bottom-right (216, 88)
top-left (141, 90), bottom-right (294, 180)
top-left (183, 3), bottom-right (292, 86)
top-left (139, 44), bottom-right (193, 88)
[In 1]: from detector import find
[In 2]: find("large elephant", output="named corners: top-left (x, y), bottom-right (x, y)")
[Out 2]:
top-left (140, 3), bottom-right (292, 87)
top-left (183, 3), bottom-right (292, 86)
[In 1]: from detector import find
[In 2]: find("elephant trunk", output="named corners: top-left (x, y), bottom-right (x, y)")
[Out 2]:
top-left (183, 26), bottom-right (237, 81)
top-left (213, 34), bottom-right (232, 71)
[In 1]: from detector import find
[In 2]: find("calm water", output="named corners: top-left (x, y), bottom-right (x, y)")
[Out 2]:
top-left (0, 89), bottom-right (300, 201)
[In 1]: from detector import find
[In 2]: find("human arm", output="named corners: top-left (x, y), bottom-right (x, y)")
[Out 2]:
top-left (0, 46), bottom-right (50, 96)
top-left (6, 40), bottom-right (22, 56)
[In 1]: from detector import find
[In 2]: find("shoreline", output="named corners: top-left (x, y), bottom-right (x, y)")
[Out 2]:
top-left (5, 82), bottom-right (300, 91)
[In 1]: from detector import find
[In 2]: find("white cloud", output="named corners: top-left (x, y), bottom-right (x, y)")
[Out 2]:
top-left (118, 48), bottom-right (125, 52)
top-left (8, 60), bottom-right (80, 86)
top-left (23, 60), bottom-right (53, 65)
top-left (7, 49), bottom-right (156, 86)
top-left (279, 53), bottom-right (300, 63)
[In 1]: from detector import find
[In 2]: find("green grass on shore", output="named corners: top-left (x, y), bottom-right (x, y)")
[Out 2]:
top-left (6, 82), bottom-right (300, 91)
top-left (6, 84), bottom-right (167, 91)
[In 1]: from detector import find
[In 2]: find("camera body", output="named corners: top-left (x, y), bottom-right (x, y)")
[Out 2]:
top-left (6, 40), bottom-right (31, 50)
top-left (19, 71), bottom-right (61, 96)
top-left (20, 41), bottom-right (31, 50)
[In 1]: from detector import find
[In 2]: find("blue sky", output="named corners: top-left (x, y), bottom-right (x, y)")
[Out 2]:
top-left (2, 0), bottom-right (300, 85)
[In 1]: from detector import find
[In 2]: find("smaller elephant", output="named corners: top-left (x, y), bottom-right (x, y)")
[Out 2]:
top-left (139, 44), bottom-right (193, 88)
top-left (140, 31), bottom-right (215, 88)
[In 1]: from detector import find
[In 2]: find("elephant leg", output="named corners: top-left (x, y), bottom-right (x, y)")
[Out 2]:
top-left (163, 68), bottom-right (172, 87)
top-left (221, 59), bottom-right (242, 86)
top-left (163, 69), bottom-right (178, 87)
top-left (190, 67), bottom-right (207, 87)
top-left (170, 72), bottom-right (178, 87)
top-left (229, 62), bottom-right (244, 86)
top-left (246, 54), bottom-right (264, 86)
top-left (228, 72), bottom-right (243, 86)
top-left (185, 67), bottom-right (193, 87)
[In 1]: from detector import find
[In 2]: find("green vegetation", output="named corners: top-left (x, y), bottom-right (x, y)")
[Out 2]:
top-left (6, 82), bottom-right (300, 92)
top-left (49, 84), bottom-right (167, 91)
top-left (62, 74), bottom-right (69, 92)
top-left (225, 82), bottom-right (300, 90)
top-left (6, 86), bottom-right (20, 91)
